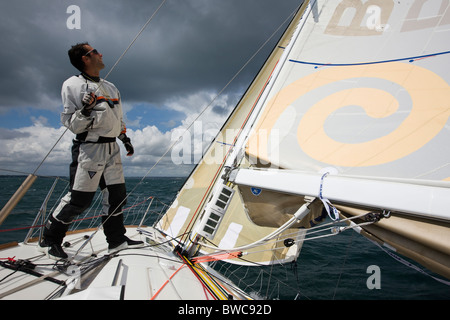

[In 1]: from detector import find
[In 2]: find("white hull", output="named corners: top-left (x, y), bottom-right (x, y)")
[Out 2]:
top-left (0, 226), bottom-right (250, 300)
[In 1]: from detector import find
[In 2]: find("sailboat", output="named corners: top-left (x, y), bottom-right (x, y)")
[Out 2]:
top-left (0, 0), bottom-right (449, 300)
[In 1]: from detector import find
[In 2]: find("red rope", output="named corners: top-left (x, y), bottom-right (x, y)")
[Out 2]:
top-left (191, 251), bottom-right (242, 264)
top-left (0, 256), bottom-right (16, 262)
top-left (176, 251), bottom-right (217, 300)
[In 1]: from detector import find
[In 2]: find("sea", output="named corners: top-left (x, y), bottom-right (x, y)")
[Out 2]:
top-left (0, 175), bottom-right (449, 300)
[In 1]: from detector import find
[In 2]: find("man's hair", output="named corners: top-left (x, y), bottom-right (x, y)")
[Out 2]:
top-left (68, 42), bottom-right (90, 72)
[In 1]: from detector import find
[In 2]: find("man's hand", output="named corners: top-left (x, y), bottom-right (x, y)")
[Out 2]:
top-left (118, 133), bottom-right (134, 156)
top-left (81, 92), bottom-right (97, 116)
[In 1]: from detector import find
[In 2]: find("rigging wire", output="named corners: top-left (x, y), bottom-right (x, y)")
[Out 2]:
top-left (175, 4), bottom-right (307, 246)
top-left (102, 3), bottom-right (305, 251)
top-left (103, 0), bottom-right (167, 80)
top-left (332, 230), bottom-right (354, 300)
top-left (131, 2), bottom-right (301, 183)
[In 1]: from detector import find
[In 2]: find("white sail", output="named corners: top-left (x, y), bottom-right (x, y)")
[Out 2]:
top-left (160, 0), bottom-right (450, 278)
top-left (232, 0), bottom-right (450, 278)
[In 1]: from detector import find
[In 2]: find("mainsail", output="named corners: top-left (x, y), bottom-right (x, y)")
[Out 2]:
top-left (157, 0), bottom-right (450, 278)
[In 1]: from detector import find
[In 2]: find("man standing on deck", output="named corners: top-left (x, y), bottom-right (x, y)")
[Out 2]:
top-left (39, 43), bottom-right (143, 260)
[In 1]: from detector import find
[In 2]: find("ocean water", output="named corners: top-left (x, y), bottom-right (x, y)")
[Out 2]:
top-left (0, 175), bottom-right (448, 300)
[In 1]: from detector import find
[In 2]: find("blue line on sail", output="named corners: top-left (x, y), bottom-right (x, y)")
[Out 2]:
top-left (216, 141), bottom-right (235, 147)
top-left (289, 50), bottom-right (450, 68)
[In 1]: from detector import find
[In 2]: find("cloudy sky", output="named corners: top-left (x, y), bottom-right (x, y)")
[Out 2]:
top-left (0, 0), bottom-right (302, 177)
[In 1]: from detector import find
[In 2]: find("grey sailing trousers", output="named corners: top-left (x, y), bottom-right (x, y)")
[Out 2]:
top-left (44, 139), bottom-right (127, 246)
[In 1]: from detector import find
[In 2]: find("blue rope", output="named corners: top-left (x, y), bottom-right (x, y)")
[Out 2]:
top-left (289, 50), bottom-right (450, 68)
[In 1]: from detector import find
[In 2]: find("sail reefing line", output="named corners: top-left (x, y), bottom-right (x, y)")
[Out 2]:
top-left (318, 172), bottom-right (339, 221)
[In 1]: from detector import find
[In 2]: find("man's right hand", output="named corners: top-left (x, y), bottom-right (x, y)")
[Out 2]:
top-left (81, 92), bottom-right (97, 116)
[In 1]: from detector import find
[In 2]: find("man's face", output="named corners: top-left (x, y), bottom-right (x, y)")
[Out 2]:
top-left (83, 45), bottom-right (105, 72)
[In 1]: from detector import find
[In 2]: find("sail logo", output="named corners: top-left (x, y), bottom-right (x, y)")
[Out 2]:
top-left (251, 187), bottom-right (262, 196)
top-left (251, 62), bottom-right (450, 168)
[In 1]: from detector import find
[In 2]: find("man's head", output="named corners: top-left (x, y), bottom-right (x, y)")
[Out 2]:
top-left (68, 42), bottom-right (104, 75)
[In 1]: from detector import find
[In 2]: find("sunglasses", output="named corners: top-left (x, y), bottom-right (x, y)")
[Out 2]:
top-left (84, 48), bottom-right (99, 57)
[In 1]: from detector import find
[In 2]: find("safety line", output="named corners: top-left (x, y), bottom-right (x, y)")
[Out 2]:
top-left (0, 196), bottom-right (154, 234)
top-left (289, 50), bottom-right (450, 67)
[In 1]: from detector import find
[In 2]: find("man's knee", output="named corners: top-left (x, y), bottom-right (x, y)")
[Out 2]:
top-left (70, 190), bottom-right (96, 211)
top-left (53, 190), bottom-right (95, 223)
top-left (105, 183), bottom-right (127, 215)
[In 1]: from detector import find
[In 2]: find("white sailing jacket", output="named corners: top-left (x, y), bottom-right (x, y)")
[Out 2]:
top-left (61, 75), bottom-right (126, 142)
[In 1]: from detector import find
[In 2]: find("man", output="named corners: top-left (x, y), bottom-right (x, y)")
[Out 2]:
top-left (39, 43), bottom-right (142, 260)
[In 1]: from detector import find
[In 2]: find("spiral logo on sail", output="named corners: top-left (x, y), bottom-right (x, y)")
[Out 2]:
top-left (256, 62), bottom-right (450, 167)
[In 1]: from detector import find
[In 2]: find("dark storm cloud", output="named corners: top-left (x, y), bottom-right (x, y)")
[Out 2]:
top-left (0, 0), bottom-right (304, 177)
top-left (0, 0), bottom-right (302, 111)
